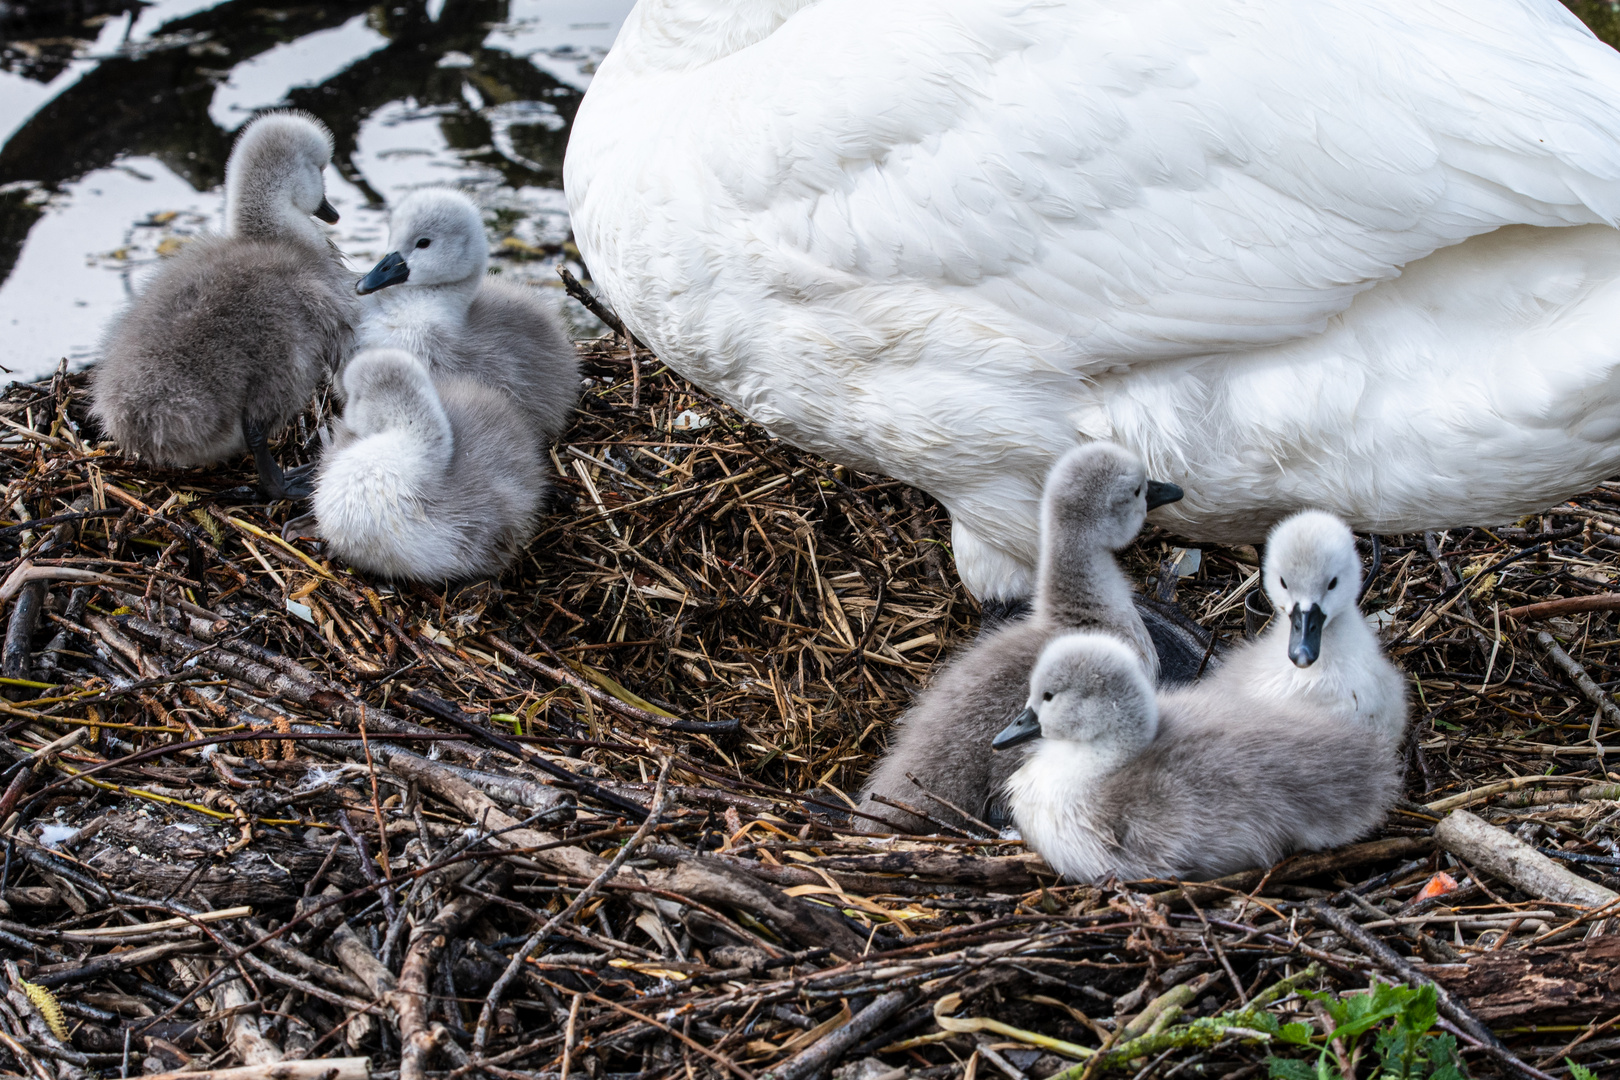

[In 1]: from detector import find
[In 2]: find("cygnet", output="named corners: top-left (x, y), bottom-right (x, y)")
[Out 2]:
top-left (91, 111), bottom-right (355, 498)
top-left (995, 632), bottom-right (1402, 882)
top-left (353, 188), bottom-right (579, 443)
top-left (1190, 510), bottom-right (1408, 747)
top-left (310, 348), bottom-right (547, 581)
top-left (858, 443), bottom-right (1181, 833)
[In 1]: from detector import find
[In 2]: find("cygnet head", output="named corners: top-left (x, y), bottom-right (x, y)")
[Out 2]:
top-left (339, 348), bottom-right (449, 440)
top-left (1264, 510), bottom-right (1362, 669)
top-left (1042, 443), bottom-right (1183, 552)
top-left (357, 188), bottom-right (488, 296)
top-left (224, 111), bottom-right (339, 243)
top-left (992, 632), bottom-right (1158, 754)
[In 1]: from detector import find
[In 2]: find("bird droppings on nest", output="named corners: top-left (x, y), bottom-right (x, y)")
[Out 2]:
top-left (0, 341), bottom-right (1615, 1080)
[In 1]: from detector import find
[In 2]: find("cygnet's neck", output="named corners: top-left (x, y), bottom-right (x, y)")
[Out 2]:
top-left (1005, 737), bottom-right (1134, 872)
top-left (1034, 531), bottom-right (1133, 626)
top-left (226, 184), bottom-right (326, 250)
top-left (359, 279), bottom-right (479, 354)
top-left (340, 390), bottom-right (455, 494)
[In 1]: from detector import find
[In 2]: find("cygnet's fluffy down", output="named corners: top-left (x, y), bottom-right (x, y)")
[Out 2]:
top-left (1180, 510), bottom-right (1408, 748)
top-left (312, 348), bottom-right (547, 581)
top-left (354, 188), bottom-right (579, 443)
top-left (91, 111), bottom-right (354, 494)
top-left (998, 633), bottom-right (1402, 882)
top-left (859, 442), bottom-right (1181, 832)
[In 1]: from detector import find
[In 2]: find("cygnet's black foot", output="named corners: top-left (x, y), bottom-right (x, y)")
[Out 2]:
top-left (980, 595), bottom-right (1033, 632)
top-left (282, 512), bottom-right (320, 543)
top-left (796, 787), bottom-right (853, 827)
top-left (982, 796), bottom-right (1015, 833)
top-left (243, 412), bottom-right (314, 502)
top-left (257, 465), bottom-right (314, 502)
top-left (269, 462), bottom-right (317, 500)
top-left (1134, 594), bottom-right (1217, 685)
top-left (982, 596), bottom-right (1214, 681)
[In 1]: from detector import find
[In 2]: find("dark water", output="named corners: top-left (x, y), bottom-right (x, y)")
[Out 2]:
top-left (3, 1), bottom-right (1620, 382)
top-left (0, 0), bottom-right (631, 378)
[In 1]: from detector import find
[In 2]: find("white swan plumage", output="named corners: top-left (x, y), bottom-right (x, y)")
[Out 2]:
top-left (566, 0), bottom-right (1620, 600)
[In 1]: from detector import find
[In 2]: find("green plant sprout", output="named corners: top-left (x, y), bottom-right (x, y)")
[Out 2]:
top-left (1264, 981), bottom-right (1465, 1080)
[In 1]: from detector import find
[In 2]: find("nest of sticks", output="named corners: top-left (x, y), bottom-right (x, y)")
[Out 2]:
top-left (0, 334), bottom-right (1614, 1080)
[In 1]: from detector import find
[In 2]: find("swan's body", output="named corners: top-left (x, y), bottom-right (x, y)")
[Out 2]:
top-left (355, 189), bottom-right (579, 443)
top-left (91, 112), bottom-right (354, 493)
top-left (567, 0), bottom-right (1620, 600)
top-left (1194, 511), bottom-right (1409, 745)
top-left (312, 348), bottom-right (548, 581)
top-left (859, 443), bottom-right (1179, 832)
top-left (1000, 633), bottom-right (1401, 883)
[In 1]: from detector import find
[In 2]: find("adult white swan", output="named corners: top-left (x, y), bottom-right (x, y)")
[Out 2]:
top-left (565, 0), bottom-right (1620, 601)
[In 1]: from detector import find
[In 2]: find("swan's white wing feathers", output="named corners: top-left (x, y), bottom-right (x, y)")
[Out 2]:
top-left (605, 0), bottom-right (1620, 367)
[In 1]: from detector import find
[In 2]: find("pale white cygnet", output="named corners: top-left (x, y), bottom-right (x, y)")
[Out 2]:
top-left (858, 442), bottom-right (1181, 833)
top-left (1192, 511), bottom-right (1408, 747)
top-left (310, 348), bottom-right (547, 581)
top-left (354, 188), bottom-right (579, 445)
top-left (91, 111), bottom-right (355, 498)
top-left (997, 632), bottom-right (1402, 883)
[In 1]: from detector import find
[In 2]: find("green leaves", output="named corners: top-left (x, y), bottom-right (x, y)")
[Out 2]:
top-left (1278, 1022), bottom-right (1315, 1047)
top-left (1263, 981), bottom-right (1466, 1080)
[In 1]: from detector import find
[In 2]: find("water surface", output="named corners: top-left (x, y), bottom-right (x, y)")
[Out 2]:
top-left (0, 0), bottom-right (633, 379)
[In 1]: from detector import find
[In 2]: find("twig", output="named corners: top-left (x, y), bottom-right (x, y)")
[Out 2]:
top-left (471, 757), bottom-right (672, 1054)
top-left (1309, 902), bottom-right (1556, 1080)
top-left (400, 689), bottom-right (653, 819)
top-left (1505, 593), bottom-right (1620, 621)
top-left (1435, 809), bottom-right (1619, 909)
top-left (394, 864), bottom-right (512, 1080)
top-left (558, 266), bottom-right (634, 344)
top-left (1532, 631), bottom-right (1620, 729)
top-left (137, 1061), bottom-right (370, 1080)
top-left (761, 990), bottom-right (916, 1080)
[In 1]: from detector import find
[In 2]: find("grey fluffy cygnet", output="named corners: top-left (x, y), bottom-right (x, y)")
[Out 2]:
top-left (994, 632), bottom-right (1402, 882)
top-left (1192, 510), bottom-right (1408, 747)
top-left (90, 111), bottom-right (355, 498)
top-left (858, 442), bottom-right (1182, 833)
top-left (354, 188), bottom-right (579, 444)
top-left (311, 348), bottom-right (547, 581)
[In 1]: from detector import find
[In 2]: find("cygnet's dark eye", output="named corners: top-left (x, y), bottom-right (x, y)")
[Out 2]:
top-left (1041, 691), bottom-right (1054, 702)
top-left (1328, 577), bottom-right (1339, 590)
top-left (1134, 485), bottom-right (1142, 498)
top-left (415, 237), bottom-right (431, 249)
top-left (1279, 577), bottom-right (1287, 589)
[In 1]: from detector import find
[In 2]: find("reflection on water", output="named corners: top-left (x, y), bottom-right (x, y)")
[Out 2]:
top-left (0, 0), bottom-right (633, 379)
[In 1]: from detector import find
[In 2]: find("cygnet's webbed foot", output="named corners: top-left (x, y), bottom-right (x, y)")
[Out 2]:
top-left (980, 595), bottom-right (1032, 633)
top-left (278, 461), bottom-right (317, 499)
top-left (795, 787), bottom-right (854, 828)
top-left (1134, 594), bottom-right (1217, 685)
top-left (282, 512), bottom-right (320, 544)
top-left (243, 412), bottom-right (314, 502)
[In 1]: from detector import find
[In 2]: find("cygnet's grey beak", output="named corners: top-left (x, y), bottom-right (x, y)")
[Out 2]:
top-left (357, 251), bottom-right (409, 295)
top-left (992, 706), bottom-right (1042, 751)
top-left (314, 197), bottom-right (340, 224)
top-left (1145, 479), bottom-right (1183, 510)
top-left (1288, 603), bottom-right (1326, 668)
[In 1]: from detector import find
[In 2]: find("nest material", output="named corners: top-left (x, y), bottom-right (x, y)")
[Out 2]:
top-left (0, 342), bottom-right (1613, 1080)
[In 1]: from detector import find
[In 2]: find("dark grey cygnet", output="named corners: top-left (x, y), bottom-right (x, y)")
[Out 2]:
top-left (997, 632), bottom-right (1402, 882)
top-left (354, 188), bottom-right (579, 445)
top-left (857, 442), bottom-right (1182, 833)
top-left (90, 111), bottom-right (355, 498)
top-left (311, 348), bottom-right (547, 581)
